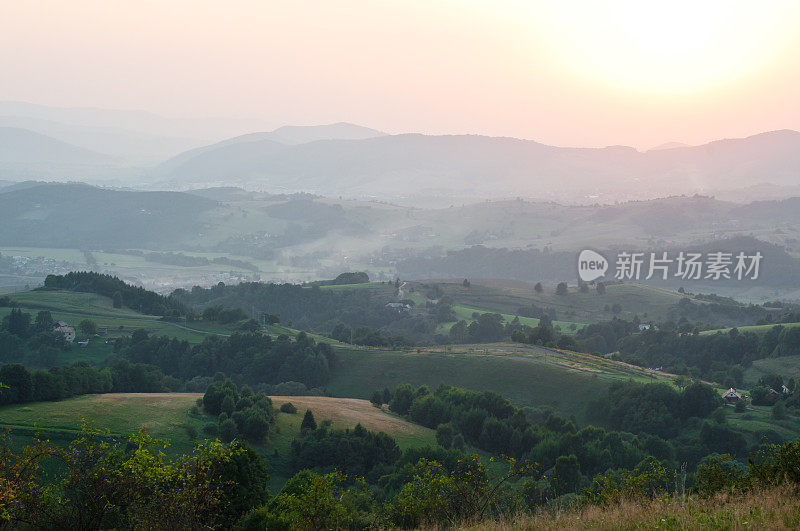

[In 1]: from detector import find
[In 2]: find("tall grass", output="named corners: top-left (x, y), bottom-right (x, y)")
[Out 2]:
top-left (468, 485), bottom-right (800, 530)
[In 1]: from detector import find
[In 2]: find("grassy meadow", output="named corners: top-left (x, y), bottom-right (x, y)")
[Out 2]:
top-left (267, 396), bottom-right (435, 451)
top-left (0, 393), bottom-right (205, 440)
top-left (745, 354), bottom-right (800, 387)
top-left (0, 393), bottom-right (436, 492)
top-left (490, 485), bottom-right (800, 530)
top-left (724, 401), bottom-right (800, 443)
top-left (701, 322), bottom-right (800, 336)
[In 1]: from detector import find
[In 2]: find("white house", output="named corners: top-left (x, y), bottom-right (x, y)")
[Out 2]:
top-left (54, 325), bottom-right (76, 343)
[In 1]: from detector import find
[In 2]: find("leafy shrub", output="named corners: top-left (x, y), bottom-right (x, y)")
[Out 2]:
top-left (694, 454), bottom-right (746, 496)
top-left (587, 457), bottom-right (676, 504)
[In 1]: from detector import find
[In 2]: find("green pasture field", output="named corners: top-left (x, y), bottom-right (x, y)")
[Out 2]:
top-left (0, 290), bottom-right (223, 344)
top-left (723, 401), bottom-right (800, 443)
top-left (701, 322), bottom-right (800, 336)
top-left (0, 393), bottom-right (210, 455)
top-left (445, 303), bottom-right (587, 332)
top-left (407, 279), bottom-right (690, 324)
top-left (744, 354), bottom-right (800, 387)
top-left (325, 345), bottom-right (667, 422)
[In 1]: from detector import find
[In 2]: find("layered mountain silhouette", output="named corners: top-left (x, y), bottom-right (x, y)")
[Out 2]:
top-left (155, 129), bottom-right (800, 199)
top-left (0, 127), bottom-right (121, 178)
top-left (1, 100), bottom-right (799, 201)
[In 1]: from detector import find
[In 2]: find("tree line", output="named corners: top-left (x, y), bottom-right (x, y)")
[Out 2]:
top-left (118, 330), bottom-right (336, 391)
top-left (171, 281), bottom-right (404, 334)
top-left (616, 324), bottom-right (800, 384)
top-left (0, 360), bottom-right (179, 406)
top-left (44, 272), bottom-right (188, 318)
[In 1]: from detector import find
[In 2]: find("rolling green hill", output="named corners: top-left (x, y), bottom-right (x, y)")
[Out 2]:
top-left (0, 290), bottom-right (227, 348)
top-left (328, 344), bottom-right (671, 422)
top-left (0, 288), bottom-right (329, 365)
top-left (1, 286), bottom-right (675, 422)
top-left (0, 288), bottom-right (316, 341)
top-left (0, 393), bottom-right (432, 451)
top-left (701, 322), bottom-right (800, 336)
top-left (406, 279), bottom-right (692, 324)
top-left (744, 354), bottom-right (800, 387)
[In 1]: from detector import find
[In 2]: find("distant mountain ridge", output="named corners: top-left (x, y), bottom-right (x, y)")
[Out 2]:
top-left (155, 129), bottom-right (800, 200)
top-left (156, 122), bottom-right (386, 173)
top-left (0, 101), bottom-right (271, 169)
top-left (2, 99), bottom-right (800, 202)
top-left (0, 115), bottom-right (200, 164)
top-left (648, 141), bottom-right (691, 151)
top-left (0, 127), bottom-right (123, 179)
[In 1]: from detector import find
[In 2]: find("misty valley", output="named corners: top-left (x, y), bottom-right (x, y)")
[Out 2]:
top-left (4, 5), bottom-right (800, 526)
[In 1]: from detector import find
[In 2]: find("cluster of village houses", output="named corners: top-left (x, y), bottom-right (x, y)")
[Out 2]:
top-left (723, 386), bottom-right (793, 404)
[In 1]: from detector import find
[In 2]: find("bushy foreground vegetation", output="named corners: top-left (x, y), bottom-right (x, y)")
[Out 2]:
top-left (4, 420), bottom-right (800, 529)
top-left (0, 427), bottom-right (267, 529)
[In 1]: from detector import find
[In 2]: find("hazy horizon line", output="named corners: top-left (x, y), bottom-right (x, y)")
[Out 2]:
top-left (4, 99), bottom-right (798, 152)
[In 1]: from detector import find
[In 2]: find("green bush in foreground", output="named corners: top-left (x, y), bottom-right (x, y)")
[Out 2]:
top-left (0, 426), bottom-right (267, 529)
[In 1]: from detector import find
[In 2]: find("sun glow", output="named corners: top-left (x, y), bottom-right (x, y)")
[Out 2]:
top-left (536, 0), bottom-right (800, 94)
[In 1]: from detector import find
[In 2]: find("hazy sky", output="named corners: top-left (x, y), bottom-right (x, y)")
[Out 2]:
top-left (2, 0), bottom-right (800, 148)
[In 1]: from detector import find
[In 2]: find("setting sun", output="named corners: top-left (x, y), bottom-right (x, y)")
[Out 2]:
top-left (538, 0), bottom-right (800, 94)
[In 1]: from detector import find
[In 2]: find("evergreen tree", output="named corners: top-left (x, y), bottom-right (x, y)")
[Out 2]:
top-left (370, 390), bottom-right (383, 407)
top-left (34, 311), bottom-right (54, 332)
top-left (7, 308), bottom-right (29, 337)
top-left (300, 409), bottom-right (317, 435)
